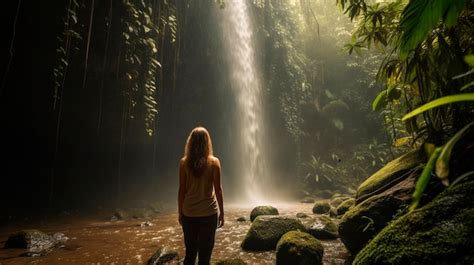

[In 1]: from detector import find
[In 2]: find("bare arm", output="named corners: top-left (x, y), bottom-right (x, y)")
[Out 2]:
top-left (178, 159), bottom-right (186, 225)
top-left (213, 158), bottom-right (224, 227)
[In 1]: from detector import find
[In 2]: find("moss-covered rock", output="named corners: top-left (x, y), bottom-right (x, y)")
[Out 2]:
top-left (250, 205), bottom-right (279, 222)
top-left (339, 173), bottom-right (417, 254)
top-left (312, 201), bottom-right (331, 214)
top-left (354, 179), bottom-right (474, 265)
top-left (329, 197), bottom-right (345, 207)
top-left (301, 215), bottom-right (338, 240)
top-left (241, 215), bottom-right (307, 251)
top-left (356, 150), bottom-right (423, 202)
top-left (336, 198), bottom-right (355, 216)
top-left (329, 207), bottom-right (338, 218)
top-left (214, 258), bottom-right (247, 265)
top-left (276, 230), bottom-right (324, 265)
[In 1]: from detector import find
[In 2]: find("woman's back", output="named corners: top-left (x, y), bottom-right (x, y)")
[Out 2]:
top-left (182, 157), bottom-right (218, 217)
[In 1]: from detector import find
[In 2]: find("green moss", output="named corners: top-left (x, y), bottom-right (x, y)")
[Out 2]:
top-left (250, 206), bottom-right (279, 222)
top-left (339, 184), bottom-right (412, 254)
top-left (276, 230), bottom-right (324, 265)
top-left (312, 201), bottom-right (331, 214)
top-left (336, 198), bottom-right (355, 216)
top-left (354, 180), bottom-right (474, 264)
top-left (357, 150), bottom-right (423, 200)
top-left (329, 197), bottom-right (345, 207)
top-left (241, 216), bottom-right (307, 251)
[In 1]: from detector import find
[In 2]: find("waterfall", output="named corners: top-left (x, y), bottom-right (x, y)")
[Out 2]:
top-left (219, 0), bottom-right (270, 203)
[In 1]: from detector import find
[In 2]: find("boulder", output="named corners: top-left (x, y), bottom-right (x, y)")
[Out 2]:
top-left (148, 247), bottom-right (179, 265)
top-left (301, 215), bottom-right (338, 240)
top-left (276, 230), bottom-right (324, 265)
top-left (215, 258), bottom-right (247, 265)
top-left (339, 173), bottom-right (417, 254)
top-left (356, 150), bottom-right (423, 202)
top-left (5, 229), bottom-right (61, 254)
top-left (336, 198), bottom-right (355, 216)
top-left (250, 206), bottom-right (279, 222)
top-left (241, 215), bottom-right (307, 251)
top-left (312, 201), bottom-right (330, 214)
top-left (354, 179), bottom-right (474, 264)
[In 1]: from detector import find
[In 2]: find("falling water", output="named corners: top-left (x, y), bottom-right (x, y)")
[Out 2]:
top-left (219, 0), bottom-right (270, 203)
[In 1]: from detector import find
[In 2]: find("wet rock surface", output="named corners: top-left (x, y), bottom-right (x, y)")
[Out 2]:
top-left (241, 215), bottom-right (307, 251)
top-left (249, 206), bottom-right (279, 222)
top-left (4, 229), bottom-right (67, 256)
top-left (312, 201), bottom-right (331, 214)
top-left (301, 215), bottom-right (339, 240)
top-left (276, 230), bottom-right (324, 265)
top-left (356, 150), bottom-right (423, 202)
top-left (339, 167), bottom-right (419, 254)
top-left (147, 247), bottom-right (179, 265)
top-left (335, 198), bottom-right (355, 216)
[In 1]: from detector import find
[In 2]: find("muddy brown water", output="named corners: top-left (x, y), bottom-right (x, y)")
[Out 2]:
top-left (0, 202), bottom-right (350, 264)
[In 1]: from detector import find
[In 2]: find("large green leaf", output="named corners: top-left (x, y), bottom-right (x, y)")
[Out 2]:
top-left (401, 93), bottom-right (474, 121)
top-left (465, 54), bottom-right (474, 67)
top-left (399, 0), bottom-right (466, 58)
top-left (410, 146), bottom-right (442, 212)
top-left (435, 122), bottom-right (474, 185)
top-left (372, 85), bottom-right (401, 111)
top-left (372, 89), bottom-right (388, 111)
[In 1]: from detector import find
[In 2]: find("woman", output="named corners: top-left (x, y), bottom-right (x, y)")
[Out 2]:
top-left (178, 127), bottom-right (224, 265)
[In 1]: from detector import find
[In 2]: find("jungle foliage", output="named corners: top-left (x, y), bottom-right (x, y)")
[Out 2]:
top-left (337, 0), bottom-right (474, 207)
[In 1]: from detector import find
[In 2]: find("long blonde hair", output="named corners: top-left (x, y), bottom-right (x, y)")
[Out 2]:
top-left (184, 127), bottom-right (213, 177)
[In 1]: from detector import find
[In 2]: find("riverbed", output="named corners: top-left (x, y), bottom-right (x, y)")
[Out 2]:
top-left (0, 202), bottom-right (350, 264)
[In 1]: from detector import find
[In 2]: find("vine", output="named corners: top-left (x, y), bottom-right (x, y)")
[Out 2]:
top-left (122, 0), bottom-right (161, 136)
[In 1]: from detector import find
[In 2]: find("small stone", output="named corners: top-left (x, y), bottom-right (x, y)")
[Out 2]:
top-left (5, 229), bottom-right (60, 255)
top-left (296, 212), bottom-right (309, 218)
top-left (140, 221), bottom-right (154, 227)
top-left (236, 216), bottom-right (246, 222)
top-left (312, 201), bottom-right (331, 214)
top-left (148, 247), bottom-right (179, 265)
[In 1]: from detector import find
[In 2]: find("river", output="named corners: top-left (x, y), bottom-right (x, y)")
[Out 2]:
top-left (0, 202), bottom-right (349, 264)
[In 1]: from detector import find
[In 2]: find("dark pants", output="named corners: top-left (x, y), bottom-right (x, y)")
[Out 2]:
top-left (182, 213), bottom-right (218, 265)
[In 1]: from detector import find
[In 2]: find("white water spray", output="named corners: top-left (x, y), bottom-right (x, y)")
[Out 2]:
top-left (219, 0), bottom-right (271, 204)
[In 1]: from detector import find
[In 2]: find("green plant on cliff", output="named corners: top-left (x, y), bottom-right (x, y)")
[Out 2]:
top-left (338, 0), bottom-right (474, 210)
top-left (338, 0), bottom-right (474, 145)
